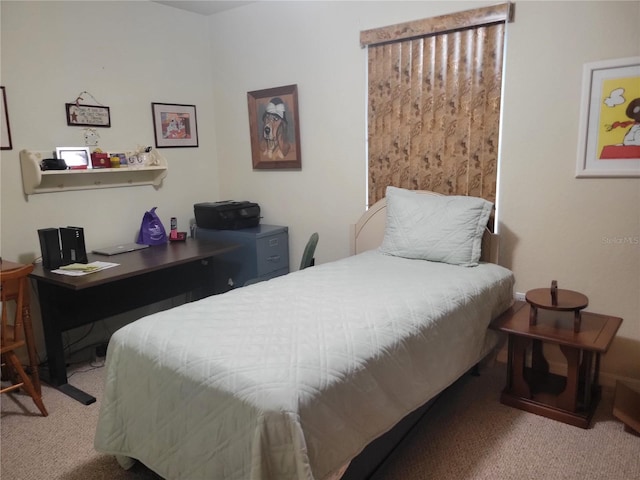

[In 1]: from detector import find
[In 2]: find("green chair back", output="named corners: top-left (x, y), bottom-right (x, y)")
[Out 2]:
top-left (299, 232), bottom-right (319, 270)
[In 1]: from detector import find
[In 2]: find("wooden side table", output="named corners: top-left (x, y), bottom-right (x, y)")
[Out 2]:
top-left (491, 301), bottom-right (622, 428)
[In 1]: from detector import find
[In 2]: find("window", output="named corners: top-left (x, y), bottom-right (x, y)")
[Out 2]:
top-left (361, 3), bottom-right (514, 206)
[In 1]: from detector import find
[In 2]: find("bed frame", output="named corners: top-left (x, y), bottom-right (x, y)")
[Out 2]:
top-left (350, 190), bottom-right (500, 264)
top-left (340, 395), bottom-right (441, 480)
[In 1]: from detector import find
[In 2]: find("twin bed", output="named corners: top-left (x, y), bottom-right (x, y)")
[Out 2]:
top-left (94, 187), bottom-right (515, 480)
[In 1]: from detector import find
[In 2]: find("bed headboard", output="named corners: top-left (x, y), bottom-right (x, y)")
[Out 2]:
top-left (349, 190), bottom-right (500, 264)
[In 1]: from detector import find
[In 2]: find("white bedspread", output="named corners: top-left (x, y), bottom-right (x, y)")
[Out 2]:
top-left (94, 251), bottom-right (514, 480)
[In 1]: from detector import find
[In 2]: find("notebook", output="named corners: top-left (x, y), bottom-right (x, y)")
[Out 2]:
top-left (92, 243), bottom-right (149, 256)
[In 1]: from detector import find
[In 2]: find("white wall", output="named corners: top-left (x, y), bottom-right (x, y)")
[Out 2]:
top-left (1, 1), bottom-right (219, 259)
top-left (499, 1), bottom-right (639, 381)
top-left (208, 1), bottom-right (640, 382)
top-left (209, 1), bottom-right (488, 265)
top-left (1, 1), bottom-right (638, 382)
top-left (0, 0), bottom-right (220, 359)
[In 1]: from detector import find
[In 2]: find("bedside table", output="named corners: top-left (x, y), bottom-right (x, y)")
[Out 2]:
top-left (491, 301), bottom-right (622, 428)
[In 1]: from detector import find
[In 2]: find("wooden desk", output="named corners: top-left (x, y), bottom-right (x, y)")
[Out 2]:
top-left (491, 301), bottom-right (622, 428)
top-left (29, 238), bottom-right (237, 405)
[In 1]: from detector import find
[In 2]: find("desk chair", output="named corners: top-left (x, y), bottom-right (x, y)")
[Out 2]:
top-left (1, 263), bottom-right (48, 416)
top-left (300, 233), bottom-right (319, 270)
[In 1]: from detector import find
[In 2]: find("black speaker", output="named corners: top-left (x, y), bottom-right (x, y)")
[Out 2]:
top-left (38, 228), bottom-right (62, 270)
top-left (60, 226), bottom-right (88, 264)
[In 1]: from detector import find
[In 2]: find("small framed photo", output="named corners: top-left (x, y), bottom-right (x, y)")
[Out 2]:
top-left (151, 102), bottom-right (199, 148)
top-left (65, 103), bottom-right (111, 127)
top-left (1, 86), bottom-right (12, 150)
top-left (56, 147), bottom-right (92, 170)
top-left (247, 84), bottom-right (301, 169)
top-left (576, 56), bottom-right (640, 178)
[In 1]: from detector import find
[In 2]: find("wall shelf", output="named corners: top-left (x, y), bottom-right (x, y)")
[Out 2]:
top-left (19, 149), bottom-right (168, 195)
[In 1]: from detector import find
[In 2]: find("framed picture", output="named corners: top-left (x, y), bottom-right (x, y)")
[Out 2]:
top-left (1, 86), bottom-right (12, 150)
top-left (247, 84), bottom-right (301, 169)
top-left (576, 56), bottom-right (640, 178)
top-left (65, 103), bottom-right (111, 127)
top-left (56, 147), bottom-right (91, 170)
top-left (151, 103), bottom-right (199, 148)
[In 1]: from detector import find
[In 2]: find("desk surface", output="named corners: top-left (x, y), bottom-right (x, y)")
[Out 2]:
top-left (30, 238), bottom-right (238, 290)
top-left (30, 237), bottom-right (240, 404)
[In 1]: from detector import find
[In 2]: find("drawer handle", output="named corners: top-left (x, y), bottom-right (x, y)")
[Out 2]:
top-left (269, 238), bottom-right (279, 247)
top-left (267, 255), bottom-right (280, 263)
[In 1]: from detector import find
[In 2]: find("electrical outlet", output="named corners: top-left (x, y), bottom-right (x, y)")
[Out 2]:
top-left (514, 292), bottom-right (526, 302)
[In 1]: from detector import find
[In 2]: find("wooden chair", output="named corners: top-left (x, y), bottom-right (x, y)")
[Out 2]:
top-left (1, 262), bottom-right (48, 416)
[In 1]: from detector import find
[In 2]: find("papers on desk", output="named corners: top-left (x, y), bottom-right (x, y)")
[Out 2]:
top-left (52, 261), bottom-right (119, 276)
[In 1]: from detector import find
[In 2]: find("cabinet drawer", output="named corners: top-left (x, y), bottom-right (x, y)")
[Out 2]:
top-left (193, 224), bottom-right (289, 291)
top-left (256, 232), bottom-right (289, 276)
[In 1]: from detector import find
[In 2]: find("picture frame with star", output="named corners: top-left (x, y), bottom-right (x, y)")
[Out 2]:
top-left (65, 103), bottom-right (111, 127)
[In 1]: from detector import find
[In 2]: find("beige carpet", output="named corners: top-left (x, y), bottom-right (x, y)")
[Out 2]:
top-left (1, 361), bottom-right (638, 480)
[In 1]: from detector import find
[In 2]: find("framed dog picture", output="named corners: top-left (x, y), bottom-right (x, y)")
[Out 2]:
top-left (247, 84), bottom-right (301, 169)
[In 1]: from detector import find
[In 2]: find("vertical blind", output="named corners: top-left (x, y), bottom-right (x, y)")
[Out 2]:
top-left (361, 3), bottom-right (513, 205)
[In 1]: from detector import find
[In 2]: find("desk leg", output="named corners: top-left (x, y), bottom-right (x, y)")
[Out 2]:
top-left (56, 383), bottom-right (96, 405)
top-left (35, 281), bottom-right (96, 405)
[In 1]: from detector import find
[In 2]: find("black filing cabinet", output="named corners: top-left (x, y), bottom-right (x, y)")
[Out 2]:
top-left (194, 224), bottom-right (289, 292)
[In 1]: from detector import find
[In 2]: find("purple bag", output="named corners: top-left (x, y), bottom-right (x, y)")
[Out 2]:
top-left (136, 207), bottom-right (167, 245)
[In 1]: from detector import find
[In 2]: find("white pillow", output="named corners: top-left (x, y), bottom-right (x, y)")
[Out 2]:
top-left (379, 186), bottom-right (493, 267)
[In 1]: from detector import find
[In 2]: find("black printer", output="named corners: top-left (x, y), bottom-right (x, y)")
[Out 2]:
top-left (194, 201), bottom-right (261, 230)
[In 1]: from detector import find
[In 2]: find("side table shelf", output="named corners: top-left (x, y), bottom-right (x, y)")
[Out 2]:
top-left (19, 149), bottom-right (168, 195)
